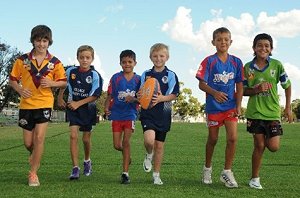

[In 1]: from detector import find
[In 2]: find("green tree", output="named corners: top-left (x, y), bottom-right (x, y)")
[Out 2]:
top-left (291, 99), bottom-right (300, 121)
top-left (0, 41), bottom-right (22, 112)
top-left (173, 82), bottom-right (201, 121)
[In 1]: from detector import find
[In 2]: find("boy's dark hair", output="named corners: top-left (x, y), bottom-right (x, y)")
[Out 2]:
top-left (30, 25), bottom-right (53, 46)
top-left (120, 50), bottom-right (136, 62)
top-left (213, 27), bottom-right (231, 40)
top-left (253, 33), bottom-right (273, 56)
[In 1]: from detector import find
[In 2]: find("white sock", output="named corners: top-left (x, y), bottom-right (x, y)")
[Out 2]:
top-left (84, 159), bottom-right (91, 163)
top-left (153, 172), bottom-right (160, 177)
top-left (147, 152), bottom-right (153, 159)
top-left (122, 172), bottom-right (129, 176)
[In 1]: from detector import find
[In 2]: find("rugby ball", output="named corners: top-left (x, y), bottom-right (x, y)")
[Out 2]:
top-left (139, 78), bottom-right (160, 110)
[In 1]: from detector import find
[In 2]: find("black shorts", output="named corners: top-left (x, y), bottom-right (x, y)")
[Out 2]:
top-left (246, 119), bottom-right (283, 138)
top-left (67, 103), bottom-right (96, 132)
top-left (18, 108), bottom-right (52, 131)
top-left (141, 120), bottom-right (167, 142)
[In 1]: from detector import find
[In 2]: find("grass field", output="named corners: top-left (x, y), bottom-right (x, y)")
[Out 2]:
top-left (0, 121), bottom-right (299, 197)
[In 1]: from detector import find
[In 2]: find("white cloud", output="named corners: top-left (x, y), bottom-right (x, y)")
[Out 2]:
top-left (162, 7), bottom-right (300, 58)
top-left (98, 16), bottom-right (107, 24)
top-left (106, 4), bottom-right (124, 13)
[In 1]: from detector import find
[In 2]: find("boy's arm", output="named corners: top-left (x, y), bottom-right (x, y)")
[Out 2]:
top-left (198, 80), bottom-right (228, 103)
top-left (104, 94), bottom-right (112, 116)
top-left (284, 85), bottom-right (292, 123)
top-left (40, 77), bottom-right (67, 88)
top-left (9, 79), bottom-right (32, 99)
top-left (235, 82), bottom-right (243, 115)
top-left (57, 88), bottom-right (66, 108)
top-left (243, 82), bottom-right (271, 96)
top-left (68, 96), bottom-right (97, 111)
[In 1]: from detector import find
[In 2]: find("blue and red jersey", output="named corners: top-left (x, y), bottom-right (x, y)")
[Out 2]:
top-left (196, 53), bottom-right (244, 114)
top-left (107, 71), bottom-right (141, 121)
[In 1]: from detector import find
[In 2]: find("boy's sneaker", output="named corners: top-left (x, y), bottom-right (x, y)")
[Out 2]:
top-left (153, 175), bottom-right (163, 185)
top-left (220, 170), bottom-right (238, 188)
top-left (120, 173), bottom-right (130, 184)
top-left (249, 178), bottom-right (263, 189)
top-left (69, 167), bottom-right (80, 180)
top-left (143, 153), bottom-right (152, 172)
top-left (202, 166), bottom-right (212, 184)
top-left (28, 171), bottom-right (40, 187)
top-left (83, 160), bottom-right (92, 176)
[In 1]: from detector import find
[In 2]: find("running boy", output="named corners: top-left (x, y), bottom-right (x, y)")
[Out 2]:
top-left (243, 33), bottom-right (292, 189)
top-left (195, 27), bottom-right (243, 188)
top-left (140, 43), bottom-right (179, 185)
top-left (104, 49), bottom-right (141, 184)
top-left (58, 45), bottom-right (103, 180)
top-left (9, 25), bottom-right (67, 186)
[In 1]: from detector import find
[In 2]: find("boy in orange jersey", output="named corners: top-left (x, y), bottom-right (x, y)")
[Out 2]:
top-left (9, 25), bottom-right (67, 186)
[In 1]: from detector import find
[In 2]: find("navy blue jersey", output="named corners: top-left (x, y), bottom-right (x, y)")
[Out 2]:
top-left (107, 71), bottom-right (141, 121)
top-left (139, 66), bottom-right (179, 132)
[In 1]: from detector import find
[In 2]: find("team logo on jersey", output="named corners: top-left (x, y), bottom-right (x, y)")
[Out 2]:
top-left (248, 69), bottom-right (255, 80)
top-left (47, 62), bottom-right (54, 70)
top-left (270, 69), bottom-right (276, 77)
top-left (86, 76), bottom-right (92, 84)
top-left (213, 71), bottom-right (234, 84)
top-left (162, 76), bottom-right (168, 84)
top-left (71, 73), bottom-right (76, 80)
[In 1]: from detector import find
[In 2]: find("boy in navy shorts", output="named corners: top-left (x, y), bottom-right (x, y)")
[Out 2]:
top-left (139, 43), bottom-right (179, 185)
top-left (196, 27), bottom-right (244, 188)
top-left (104, 49), bottom-right (140, 184)
top-left (9, 25), bottom-right (67, 186)
top-left (58, 45), bottom-right (103, 180)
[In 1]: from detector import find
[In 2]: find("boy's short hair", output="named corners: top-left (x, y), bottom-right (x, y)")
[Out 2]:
top-left (77, 45), bottom-right (94, 59)
top-left (253, 33), bottom-right (273, 56)
top-left (212, 27), bottom-right (231, 40)
top-left (150, 43), bottom-right (169, 57)
top-left (30, 25), bottom-right (53, 46)
top-left (120, 49), bottom-right (136, 62)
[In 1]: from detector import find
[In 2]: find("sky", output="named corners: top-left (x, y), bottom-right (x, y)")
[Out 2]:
top-left (1, 0), bottom-right (300, 107)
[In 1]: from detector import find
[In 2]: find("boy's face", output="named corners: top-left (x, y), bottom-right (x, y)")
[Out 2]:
top-left (120, 56), bottom-right (136, 74)
top-left (150, 49), bottom-right (169, 68)
top-left (33, 38), bottom-right (49, 54)
top-left (212, 32), bottom-right (232, 53)
top-left (77, 50), bottom-right (94, 70)
top-left (253, 39), bottom-right (272, 59)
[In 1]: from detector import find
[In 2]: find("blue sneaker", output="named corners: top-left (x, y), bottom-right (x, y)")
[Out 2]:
top-left (69, 167), bottom-right (80, 180)
top-left (83, 160), bottom-right (92, 176)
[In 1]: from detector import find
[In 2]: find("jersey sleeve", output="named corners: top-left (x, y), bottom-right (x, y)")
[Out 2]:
top-left (278, 61), bottom-right (291, 89)
top-left (9, 58), bottom-right (23, 81)
top-left (195, 57), bottom-right (210, 82)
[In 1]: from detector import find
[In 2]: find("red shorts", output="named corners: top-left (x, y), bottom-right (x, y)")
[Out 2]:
top-left (112, 120), bottom-right (135, 133)
top-left (207, 109), bottom-right (238, 128)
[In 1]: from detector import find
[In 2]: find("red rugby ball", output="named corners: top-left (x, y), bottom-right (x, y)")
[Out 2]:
top-left (139, 78), bottom-right (160, 110)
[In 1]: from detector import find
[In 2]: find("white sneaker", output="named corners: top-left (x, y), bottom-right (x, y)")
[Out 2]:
top-left (202, 166), bottom-right (212, 184)
top-left (153, 175), bottom-right (163, 185)
top-left (220, 170), bottom-right (238, 188)
top-left (143, 153), bottom-right (152, 172)
top-left (249, 178), bottom-right (263, 189)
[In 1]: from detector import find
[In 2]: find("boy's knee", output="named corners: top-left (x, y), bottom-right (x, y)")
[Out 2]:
top-left (113, 144), bottom-right (122, 151)
top-left (267, 145), bottom-right (279, 152)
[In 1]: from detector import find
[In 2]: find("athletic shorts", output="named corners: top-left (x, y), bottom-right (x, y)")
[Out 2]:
top-left (18, 108), bottom-right (52, 131)
top-left (206, 109), bottom-right (238, 128)
top-left (141, 120), bottom-right (167, 142)
top-left (247, 119), bottom-right (283, 138)
top-left (111, 120), bottom-right (135, 132)
top-left (67, 103), bottom-right (96, 132)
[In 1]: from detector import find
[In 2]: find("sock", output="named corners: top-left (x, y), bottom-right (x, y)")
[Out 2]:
top-left (84, 159), bottom-right (91, 163)
top-left (147, 152), bottom-right (153, 159)
top-left (223, 169), bottom-right (231, 172)
top-left (153, 172), bottom-right (159, 177)
top-left (122, 172), bottom-right (129, 176)
top-left (204, 166), bottom-right (212, 170)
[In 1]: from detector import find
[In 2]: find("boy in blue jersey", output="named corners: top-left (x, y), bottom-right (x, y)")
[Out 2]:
top-left (104, 49), bottom-right (141, 184)
top-left (243, 33), bottom-right (292, 189)
top-left (139, 43), bottom-right (179, 185)
top-left (195, 27), bottom-right (244, 188)
top-left (58, 45), bottom-right (103, 180)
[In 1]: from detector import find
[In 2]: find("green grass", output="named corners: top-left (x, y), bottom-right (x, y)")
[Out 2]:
top-left (0, 122), bottom-right (299, 197)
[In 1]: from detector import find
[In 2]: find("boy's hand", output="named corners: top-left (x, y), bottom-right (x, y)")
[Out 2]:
top-left (284, 107), bottom-right (293, 123)
top-left (125, 95), bottom-right (136, 103)
top-left (67, 101), bottom-right (80, 111)
top-left (58, 98), bottom-right (66, 109)
top-left (20, 88), bottom-right (32, 98)
top-left (104, 109), bottom-right (111, 117)
top-left (213, 91), bottom-right (228, 103)
top-left (151, 90), bottom-right (163, 107)
top-left (40, 76), bottom-right (53, 88)
top-left (255, 82), bottom-right (272, 93)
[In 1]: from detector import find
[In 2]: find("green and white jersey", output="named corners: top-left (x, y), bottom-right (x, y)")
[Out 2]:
top-left (244, 57), bottom-right (291, 120)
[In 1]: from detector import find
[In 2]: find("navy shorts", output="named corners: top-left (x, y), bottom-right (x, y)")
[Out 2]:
top-left (67, 103), bottom-right (96, 132)
top-left (18, 108), bottom-right (52, 131)
top-left (141, 119), bottom-right (167, 142)
top-left (246, 119), bottom-right (283, 138)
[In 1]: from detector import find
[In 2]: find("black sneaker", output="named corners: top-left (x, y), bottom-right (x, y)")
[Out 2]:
top-left (120, 173), bottom-right (130, 184)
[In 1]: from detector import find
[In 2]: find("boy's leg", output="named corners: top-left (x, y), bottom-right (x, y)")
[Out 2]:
top-left (266, 135), bottom-right (280, 152)
top-left (30, 122), bottom-right (48, 174)
top-left (122, 129), bottom-right (132, 172)
top-left (70, 126), bottom-right (79, 167)
top-left (82, 132), bottom-right (92, 160)
top-left (224, 121), bottom-right (238, 169)
top-left (252, 134), bottom-right (266, 178)
top-left (23, 129), bottom-right (34, 154)
top-left (205, 127), bottom-right (219, 168)
top-left (113, 132), bottom-right (123, 151)
top-left (153, 140), bottom-right (164, 173)
top-left (143, 130), bottom-right (155, 172)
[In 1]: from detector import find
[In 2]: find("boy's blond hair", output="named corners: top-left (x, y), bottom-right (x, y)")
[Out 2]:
top-left (77, 45), bottom-right (94, 59)
top-left (150, 43), bottom-right (169, 57)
